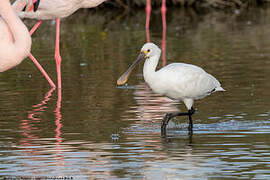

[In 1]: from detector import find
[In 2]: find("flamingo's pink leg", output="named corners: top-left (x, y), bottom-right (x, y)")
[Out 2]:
top-left (145, 0), bottom-right (151, 42)
top-left (29, 53), bottom-right (56, 88)
top-left (55, 18), bottom-right (62, 89)
top-left (28, 20), bottom-right (56, 88)
top-left (145, 0), bottom-right (151, 29)
top-left (161, 0), bottom-right (167, 67)
top-left (30, 20), bottom-right (42, 35)
top-left (161, 0), bottom-right (166, 28)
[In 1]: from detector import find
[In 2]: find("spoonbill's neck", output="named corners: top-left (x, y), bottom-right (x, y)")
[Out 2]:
top-left (143, 54), bottom-right (160, 84)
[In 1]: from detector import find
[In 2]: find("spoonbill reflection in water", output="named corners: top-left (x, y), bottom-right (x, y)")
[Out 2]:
top-left (117, 43), bottom-right (225, 134)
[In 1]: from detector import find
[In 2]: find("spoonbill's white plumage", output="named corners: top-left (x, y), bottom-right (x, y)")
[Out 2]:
top-left (117, 43), bottom-right (225, 133)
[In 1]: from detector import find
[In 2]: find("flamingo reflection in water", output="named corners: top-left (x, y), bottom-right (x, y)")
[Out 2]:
top-left (15, 0), bottom-right (107, 89)
top-left (19, 87), bottom-right (64, 168)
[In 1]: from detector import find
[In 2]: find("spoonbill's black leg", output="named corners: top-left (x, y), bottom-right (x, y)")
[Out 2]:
top-left (161, 107), bottom-right (195, 136)
top-left (188, 107), bottom-right (195, 131)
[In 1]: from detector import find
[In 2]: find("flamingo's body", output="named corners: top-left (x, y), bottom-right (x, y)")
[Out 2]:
top-left (117, 43), bottom-right (225, 134)
top-left (15, 0), bottom-right (106, 89)
top-left (17, 0), bottom-right (106, 20)
top-left (0, 0), bottom-right (31, 72)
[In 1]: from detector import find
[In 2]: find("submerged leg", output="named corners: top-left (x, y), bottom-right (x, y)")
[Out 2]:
top-left (161, 107), bottom-right (195, 135)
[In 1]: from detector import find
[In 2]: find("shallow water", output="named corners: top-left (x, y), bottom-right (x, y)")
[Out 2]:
top-left (1, 7), bottom-right (270, 179)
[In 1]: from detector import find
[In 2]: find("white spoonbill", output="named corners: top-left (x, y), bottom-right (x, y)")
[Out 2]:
top-left (117, 43), bottom-right (225, 133)
top-left (0, 0), bottom-right (38, 72)
top-left (15, 0), bottom-right (107, 89)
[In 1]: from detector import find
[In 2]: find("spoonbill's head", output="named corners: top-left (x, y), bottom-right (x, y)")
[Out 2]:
top-left (117, 43), bottom-right (161, 85)
top-left (141, 43), bottom-right (161, 59)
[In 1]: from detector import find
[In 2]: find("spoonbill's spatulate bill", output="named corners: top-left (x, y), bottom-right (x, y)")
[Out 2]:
top-left (117, 43), bottom-right (225, 134)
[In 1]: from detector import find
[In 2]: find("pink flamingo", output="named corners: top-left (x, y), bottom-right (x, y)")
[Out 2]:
top-left (15, 0), bottom-right (107, 89)
top-left (0, 0), bottom-right (38, 72)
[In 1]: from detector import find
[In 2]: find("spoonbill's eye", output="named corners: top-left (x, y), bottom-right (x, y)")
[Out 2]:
top-left (147, 49), bottom-right (150, 53)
